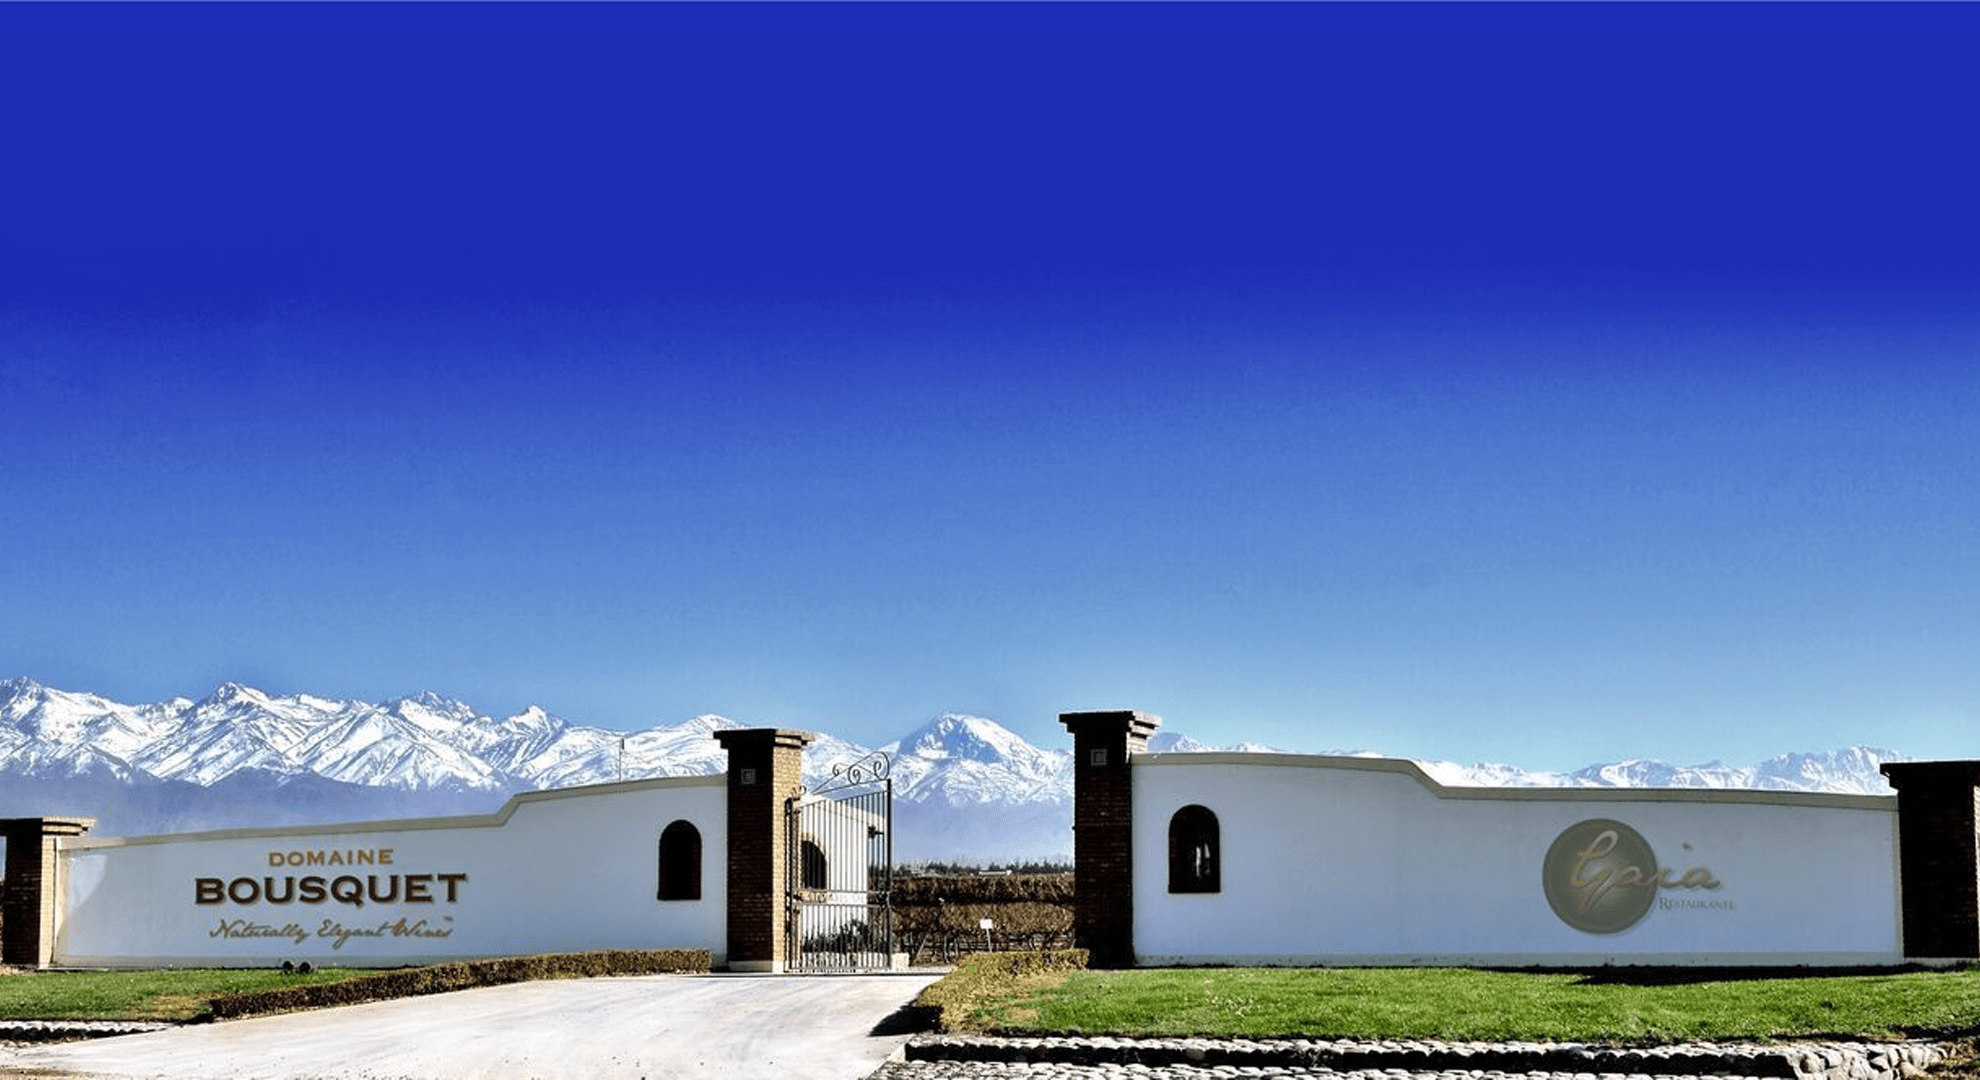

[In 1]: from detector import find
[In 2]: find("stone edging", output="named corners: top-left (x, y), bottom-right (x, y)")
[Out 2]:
top-left (906, 1035), bottom-right (1957, 1080)
top-left (0, 1019), bottom-right (176, 1043)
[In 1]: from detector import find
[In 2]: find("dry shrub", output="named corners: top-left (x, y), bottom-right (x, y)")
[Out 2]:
top-left (207, 949), bottom-right (709, 1020)
top-left (894, 873), bottom-right (1076, 961)
top-left (895, 873), bottom-right (1074, 905)
top-left (898, 900), bottom-right (1070, 937)
top-left (913, 949), bottom-right (1088, 1033)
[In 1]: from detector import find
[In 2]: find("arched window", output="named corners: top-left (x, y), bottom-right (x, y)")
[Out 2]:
top-left (657, 820), bottom-right (701, 901)
top-left (801, 838), bottom-right (828, 890)
top-left (1168, 804), bottom-right (1219, 894)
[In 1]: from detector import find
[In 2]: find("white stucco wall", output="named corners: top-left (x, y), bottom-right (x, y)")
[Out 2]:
top-left (1132, 754), bottom-right (1901, 966)
top-left (55, 777), bottom-right (728, 968)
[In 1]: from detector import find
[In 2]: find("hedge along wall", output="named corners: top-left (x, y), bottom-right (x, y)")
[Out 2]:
top-left (1131, 754), bottom-right (1901, 967)
top-left (54, 775), bottom-right (728, 968)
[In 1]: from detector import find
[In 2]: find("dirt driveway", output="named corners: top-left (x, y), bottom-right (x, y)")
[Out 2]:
top-left (1, 971), bottom-right (943, 1079)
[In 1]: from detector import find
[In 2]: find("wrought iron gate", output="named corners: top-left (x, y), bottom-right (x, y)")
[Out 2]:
top-left (785, 752), bottom-right (894, 971)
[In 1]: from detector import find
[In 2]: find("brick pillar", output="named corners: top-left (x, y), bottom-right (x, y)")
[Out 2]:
top-left (1, 817), bottom-right (95, 968)
top-left (1881, 762), bottom-right (1980, 959)
top-left (1061, 710), bottom-right (1160, 969)
top-left (713, 728), bottom-right (813, 972)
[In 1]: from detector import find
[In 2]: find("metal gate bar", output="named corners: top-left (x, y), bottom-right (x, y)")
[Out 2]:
top-left (786, 755), bottom-right (893, 971)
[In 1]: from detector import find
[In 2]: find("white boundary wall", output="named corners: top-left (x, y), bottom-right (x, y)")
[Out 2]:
top-left (55, 776), bottom-right (727, 968)
top-left (1132, 754), bottom-right (1902, 967)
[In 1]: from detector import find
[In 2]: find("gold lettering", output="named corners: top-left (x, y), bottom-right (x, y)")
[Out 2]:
top-left (329, 875), bottom-right (365, 906)
top-left (1569, 831), bottom-right (1635, 912)
top-left (1569, 832), bottom-right (1618, 889)
top-left (266, 849), bottom-right (403, 868)
top-left (197, 865), bottom-right (469, 908)
top-left (387, 916), bottom-right (452, 940)
top-left (212, 918), bottom-right (309, 946)
top-left (1676, 866), bottom-right (1722, 890)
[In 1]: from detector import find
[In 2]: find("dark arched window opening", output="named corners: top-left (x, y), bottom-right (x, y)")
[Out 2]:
top-left (801, 838), bottom-right (828, 890)
top-left (1168, 804), bottom-right (1219, 894)
top-left (658, 820), bottom-right (701, 901)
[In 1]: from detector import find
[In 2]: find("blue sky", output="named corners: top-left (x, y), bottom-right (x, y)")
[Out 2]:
top-left (2, 5), bottom-right (1975, 771)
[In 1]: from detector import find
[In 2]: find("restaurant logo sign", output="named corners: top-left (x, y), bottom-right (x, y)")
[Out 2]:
top-left (1542, 819), bottom-right (1723, 934)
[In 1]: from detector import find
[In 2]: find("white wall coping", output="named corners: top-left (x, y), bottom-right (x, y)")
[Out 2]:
top-left (62, 774), bottom-right (729, 851)
top-left (1134, 752), bottom-right (1896, 811)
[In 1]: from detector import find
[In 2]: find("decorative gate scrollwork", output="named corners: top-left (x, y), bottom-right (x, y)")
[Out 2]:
top-left (785, 752), bottom-right (895, 971)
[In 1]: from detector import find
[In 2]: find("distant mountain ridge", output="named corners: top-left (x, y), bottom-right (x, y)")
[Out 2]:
top-left (1408, 745), bottom-right (1901, 797)
top-left (0, 677), bottom-right (1908, 860)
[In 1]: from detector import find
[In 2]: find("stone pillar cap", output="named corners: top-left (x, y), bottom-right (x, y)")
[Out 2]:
top-left (1881, 761), bottom-right (1980, 788)
top-left (712, 728), bottom-right (816, 750)
top-left (0, 817), bottom-right (96, 838)
top-left (1060, 710), bottom-right (1162, 736)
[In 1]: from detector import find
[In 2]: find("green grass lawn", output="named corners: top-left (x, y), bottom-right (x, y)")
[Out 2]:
top-left (948, 964), bottom-right (1980, 1043)
top-left (0, 967), bottom-right (381, 1021)
top-left (0, 951), bottom-right (704, 1023)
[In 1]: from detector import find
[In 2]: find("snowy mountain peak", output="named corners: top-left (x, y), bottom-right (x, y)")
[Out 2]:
top-left (404, 690), bottom-right (465, 711)
top-left (1147, 731), bottom-right (1215, 753)
top-left (204, 681), bottom-right (268, 706)
top-left (1147, 731), bottom-right (1288, 754)
top-left (897, 713), bottom-right (1032, 763)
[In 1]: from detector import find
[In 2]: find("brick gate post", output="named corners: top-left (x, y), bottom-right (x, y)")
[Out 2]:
top-left (1, 817), bottom-right (96, 968)
top-left (1060, 710), bottom-right (1160, 969)
top-left (713, 728), bottom-right (813, 972)
top-left (1881, 761), bottom-right (1980, 960)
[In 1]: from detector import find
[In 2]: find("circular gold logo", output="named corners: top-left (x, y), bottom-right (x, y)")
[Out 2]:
top-left (1543, 818), bottom-right (1658, 934)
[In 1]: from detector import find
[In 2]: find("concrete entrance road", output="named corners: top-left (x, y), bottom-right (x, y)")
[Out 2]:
top-left (1, 971), bottom-right (944, 1080)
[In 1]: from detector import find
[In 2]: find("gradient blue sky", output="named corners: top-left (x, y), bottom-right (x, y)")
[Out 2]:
top-left (3, 5), bottom-right (1975, 771)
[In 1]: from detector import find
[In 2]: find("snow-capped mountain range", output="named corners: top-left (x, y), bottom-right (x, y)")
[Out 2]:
top-left (0, 677), bottom-right (1909, 860)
